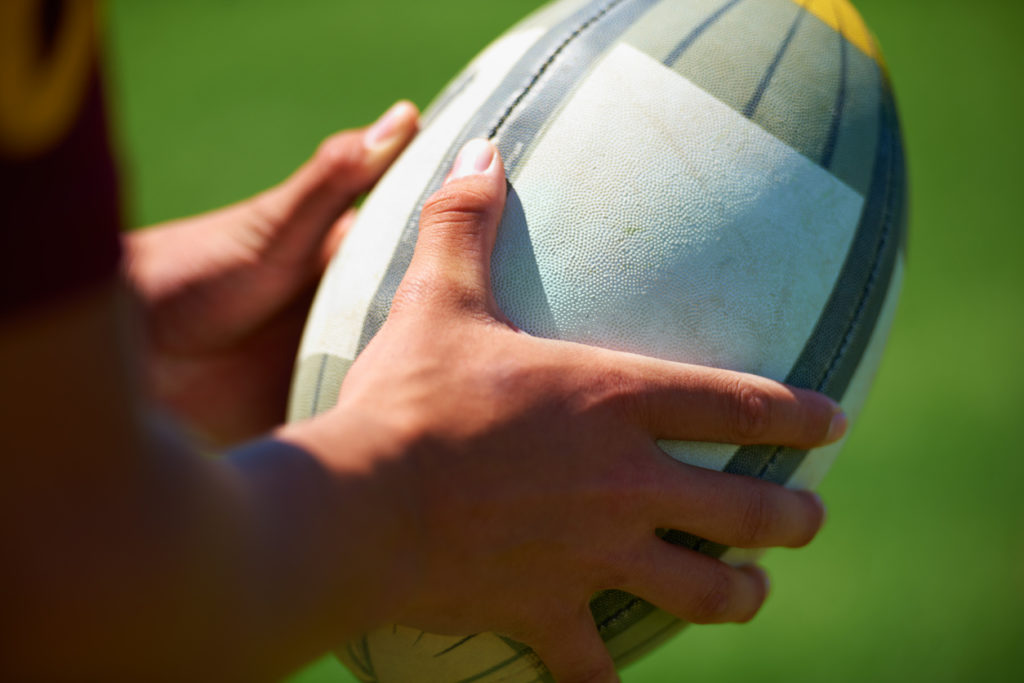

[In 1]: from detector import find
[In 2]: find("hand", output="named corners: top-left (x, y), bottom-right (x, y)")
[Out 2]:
top-left (125, 101), bottom-right (419, 446)
top-left (283, 139), bottom-right (844, 682)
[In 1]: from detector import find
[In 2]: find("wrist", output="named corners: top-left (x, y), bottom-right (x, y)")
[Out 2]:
top-left (237, 409), bottom-right (421, 643)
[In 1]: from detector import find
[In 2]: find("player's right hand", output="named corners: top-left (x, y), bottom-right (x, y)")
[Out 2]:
top-left (283, 137), bottom-right (843, 683)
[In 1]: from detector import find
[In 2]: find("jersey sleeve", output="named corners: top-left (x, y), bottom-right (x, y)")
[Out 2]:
top-left (0, 0), bottom-right (122, 318)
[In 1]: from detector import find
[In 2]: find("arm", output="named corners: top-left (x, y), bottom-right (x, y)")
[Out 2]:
top-left (0, 281), bottom-right (390, 681)
top-left (1, 103), bottom-right (424, 680)
top-left (0, 139), bottom-right (843, 683)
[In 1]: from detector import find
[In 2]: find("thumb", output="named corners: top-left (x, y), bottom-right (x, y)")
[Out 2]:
top-left (246, 101), bottom-right (419, 260)
top-left (399, 138), bottom-right (507, 316)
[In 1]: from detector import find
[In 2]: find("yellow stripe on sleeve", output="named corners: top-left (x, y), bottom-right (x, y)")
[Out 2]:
top-left (0, 0), bottom-right (96, 158)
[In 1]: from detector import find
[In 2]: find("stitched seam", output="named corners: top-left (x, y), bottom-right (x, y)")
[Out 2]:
top-left (487, 0), bottom-right (628, 139)
top-left (309, 354), bottom-right (328, 416)
top-left (751, 109), bottom-right (899, 481)
top-left (817, 146), bottom-right (896, 393)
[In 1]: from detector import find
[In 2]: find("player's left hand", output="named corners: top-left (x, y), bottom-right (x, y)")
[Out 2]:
top-left (125, 101), bottom-right (419, 446)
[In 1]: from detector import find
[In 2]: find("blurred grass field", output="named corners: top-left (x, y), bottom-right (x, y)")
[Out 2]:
top-left (106, 0), bottom-right (1024, 681)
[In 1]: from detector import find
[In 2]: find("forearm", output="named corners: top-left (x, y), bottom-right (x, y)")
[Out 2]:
top-left (0, 281), bottom-right (402, 681)
top-left (225, 419), bottom-right (418, 679)
top-left (6, 436), bottom-right (407, 683)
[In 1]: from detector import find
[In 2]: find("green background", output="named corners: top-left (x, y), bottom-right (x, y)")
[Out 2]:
top-left (105, 0), bottom-right (1023, 681)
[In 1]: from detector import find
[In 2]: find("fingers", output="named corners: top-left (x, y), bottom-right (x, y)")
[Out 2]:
top-left (317, 208), bottom-right (359, 271)
top-left (622, 542), bottom-right (770, 625)
top-left (641, 450), bottom-right (826, 548)
top-left (396, 138), bottom-right (507, 316)
top-left (528, 606), bottom-right (619, 683)
top-left (298, 99), bottom-right (418, 207)
top-left (594, 350), bottom-right (846, 449)
top-left (249, 100), bottom-right (419, 256)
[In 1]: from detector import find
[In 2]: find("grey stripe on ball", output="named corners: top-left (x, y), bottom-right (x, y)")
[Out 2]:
top-left (609, 612), bottom-right (685, 667)
top-left (490, 0), bottom-right (663, 176)
top-left (799, 79), bottom-right (907, 400)
top-left (353, 0), bottom-right (660, 356)
top-left (597, 75), bottom-right (908, 644)
top-left (720, 79), bottom-right (908, 487)
top-left (288, 353), bottom-right (353, 420)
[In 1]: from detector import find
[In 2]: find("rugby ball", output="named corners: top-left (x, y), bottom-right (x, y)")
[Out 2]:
top-left (289, 0), bottom-right (907, 679)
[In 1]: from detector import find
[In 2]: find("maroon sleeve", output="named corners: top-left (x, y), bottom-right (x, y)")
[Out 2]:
top-left (0, 1), bottom-right (122, 318)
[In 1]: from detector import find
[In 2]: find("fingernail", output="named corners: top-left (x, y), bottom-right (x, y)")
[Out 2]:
top-left (826, 409), bottom-right (848, 444)
top-left (745, 565), bottom-right (771, 597)
top-left (447, 138), bottom-right (495, 183)
top-left (365, 101), bottom-right (414, 150)
top-left (759, 567), bottom-right (771, 596)
top-left (809, 491), bottom-right (828, 527)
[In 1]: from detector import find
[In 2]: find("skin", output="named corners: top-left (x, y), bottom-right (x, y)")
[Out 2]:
top-left (125, 101), bottom-right (422, 446)
top-left (0, 106), bottom-right (843, 682)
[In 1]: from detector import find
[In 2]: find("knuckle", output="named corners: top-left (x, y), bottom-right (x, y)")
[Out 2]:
top-left (690, 564), bottom-right (734, 624)
top-left (589, 363), bottom-right (646, 419)
top-left (435, 282), bottom-right (489, 314)
top-left (390, 274), bottom-right (431, 315)
top-left (727, 378), bottom-right (773, 442)
top-left (611, 458), bottom-right (661, 501)
top-left (737, 487), bottom-right (777, 547)
top-left (421, 185), bottom-right (498, 231)
top-left (392, 270), bottom-right (489, 321)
